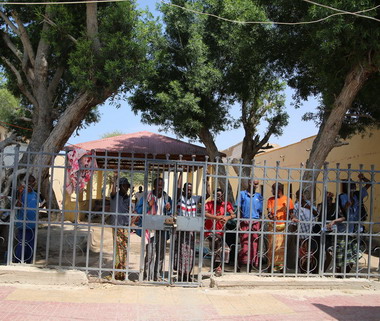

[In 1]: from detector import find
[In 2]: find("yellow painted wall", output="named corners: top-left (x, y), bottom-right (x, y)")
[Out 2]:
top-left (225, 129), bottom-right (380, 233)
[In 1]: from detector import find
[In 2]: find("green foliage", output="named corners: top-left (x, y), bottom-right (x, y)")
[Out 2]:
top-left (0, 77), bottom-right (31, 139)
top-left (130, 0), bottom-right (288, 147)
top-left (100, 131), bottom-right (125, 139)
top-left (261, 0), bottom-right (380, 137)
top-left (0, 1), bottom-right (156, 142)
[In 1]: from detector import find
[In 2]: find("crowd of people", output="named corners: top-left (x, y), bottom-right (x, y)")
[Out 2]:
top-left (12, 171), bottom-right (372, 282)
top-left (107, 171), bottom-right (372, 281)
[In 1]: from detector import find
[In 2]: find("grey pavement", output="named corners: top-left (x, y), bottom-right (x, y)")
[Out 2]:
top-left (0, 266), bottom-right (379, 320)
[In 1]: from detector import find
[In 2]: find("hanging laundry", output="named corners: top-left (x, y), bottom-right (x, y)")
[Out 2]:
top-left (65, 148), bottom-right (97, 194)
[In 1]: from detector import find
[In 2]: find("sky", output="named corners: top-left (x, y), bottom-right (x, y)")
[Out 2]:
top-left (68, 0), bottom-right (320, 151)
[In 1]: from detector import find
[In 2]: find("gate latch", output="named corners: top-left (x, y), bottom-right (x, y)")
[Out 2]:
top-left (164, 216), bottom-right (177, 228)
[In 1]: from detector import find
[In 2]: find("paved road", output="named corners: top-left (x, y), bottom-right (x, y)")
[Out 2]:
top-left (0, 283), bottom-right (379, 320)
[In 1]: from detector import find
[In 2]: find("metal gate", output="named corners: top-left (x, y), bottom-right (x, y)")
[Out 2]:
top-left (137, 160), bottom-right (207, 285)
top-left (1, 147), bottom-right (379, 285)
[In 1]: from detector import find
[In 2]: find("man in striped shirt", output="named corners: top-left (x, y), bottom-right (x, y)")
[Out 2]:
top-left (174, 183), bottom-right (202, 281)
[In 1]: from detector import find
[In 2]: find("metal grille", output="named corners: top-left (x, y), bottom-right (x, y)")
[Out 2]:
top-left (0, 147), bottom-right (379, 285)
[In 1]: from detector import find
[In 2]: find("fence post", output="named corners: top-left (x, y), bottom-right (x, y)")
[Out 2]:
top-left (7, 146), bottom-right (20, 265)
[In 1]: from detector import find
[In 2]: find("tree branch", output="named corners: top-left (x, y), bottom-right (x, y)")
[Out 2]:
top-left (86, 1), bottom-right (101, 53)
top-left (0, 10), bottom-right (20, 36)
top-left (48, 66), bottom-right (64, 102)
top-left (0, 132), bottom-right (20, 152)
top-left (42, 15), bottom-right (78, 44)
top-left (1, 31), bottom-right (22, 63)
top-left (11, 12), bottom-right (36, 67)
top-left (35, 7), bottom-right (55, 84)
top-left (1, 56), bottom-right (38, 107)
top-left (17, 116), bottom-right (32, 122)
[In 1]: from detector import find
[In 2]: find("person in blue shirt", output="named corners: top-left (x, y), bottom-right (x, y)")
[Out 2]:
top-left (328, 173), bottom-right (371, 275)
top-left (14, 175), bottom-right (43, 263)
top-left (236, 179), bottom-right (263, 271)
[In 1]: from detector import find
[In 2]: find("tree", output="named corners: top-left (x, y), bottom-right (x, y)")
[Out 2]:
top-left (100, 131), bottom-right (125, 139)
top-left (0, 1), bottom-right (156, 202)
top-left (261, 1), bottom-right (380, 181)
top-left (130, 0), bottom-right (288, 191)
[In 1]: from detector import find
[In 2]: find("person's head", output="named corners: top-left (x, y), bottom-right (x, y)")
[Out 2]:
top-left (138, 186), bottom-right (143, 193)
top-left (183, 183), bottom-right (193, 198)
top-left (153, 177), bottom-right (164, 197)
top-left (341, 179), bottom-right (356, 194)
top-left (295, 189), bottom-right (309, 205)
top-left (295, 189), bottom-right (300, 201)
top-left (326, 191), bottom-right (334, 205)
top-left (271, 183), bottom-right (284, 197)
top-left (216, 188), bottom-right (224, 204)
top-left (119, 178), bottom-right (130, 195)
top-left (26, 175), bottom-right (36, 192)
top-left (247, 179), bottom-right (259, 192)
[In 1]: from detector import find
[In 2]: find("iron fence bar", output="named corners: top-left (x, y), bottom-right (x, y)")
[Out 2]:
top-left (7, 146), bottom-right (20, 265)
top-left (367, 165), bottom-right (376, 278)
top-left (58, 152), bottom-right (69, 267)
top-left (84, 152), bottom-right (96, 275)
top-left (3, 150), bottom-right (380, 283)
top-left (44, 155), bottom-right (54, 265)
top-left (98, 149), bottom-right (109, 278)
top-left (283, 167), bottom-right (291, 276)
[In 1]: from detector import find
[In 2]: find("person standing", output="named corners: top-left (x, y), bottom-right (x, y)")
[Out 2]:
top-left (204, 188), bottom-right (235, 276)
top-left (174, 183), bottom-right (201, 281)
top-left (236, 179), bottom-right (263, 271)
top-left (110, 173), bottom-right (132, 280)
top-left (293, 190), bottom-right (318, 273)
top-left (328, 173), bottom-right (370, 275)
top-left (14, 175), bottom-right (44, 264)
top-left (267, 183), bottom-right (294, 273)
top-left (135, 186), bottom-right (144, 205)
top-left (143, 177), bottom-right (172, 281)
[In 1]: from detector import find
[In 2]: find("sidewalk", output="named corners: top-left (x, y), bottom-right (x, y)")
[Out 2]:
top-left (0, 279), bottom-right (379, 320)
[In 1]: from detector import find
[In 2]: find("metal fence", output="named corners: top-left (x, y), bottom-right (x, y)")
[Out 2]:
top-left (0, 147), bottom-right (379, 286)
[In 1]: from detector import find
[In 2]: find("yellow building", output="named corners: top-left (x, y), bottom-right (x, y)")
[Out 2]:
top-left (223, 129), bottom-right (380, 233)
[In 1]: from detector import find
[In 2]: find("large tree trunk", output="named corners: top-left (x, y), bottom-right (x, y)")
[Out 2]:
top-left (304, 61), bottom-right (377, 182)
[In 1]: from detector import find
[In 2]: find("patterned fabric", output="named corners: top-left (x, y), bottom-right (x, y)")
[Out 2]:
top-left (110, 194), bottom-right (130, 226)
top-left (113, 228), bottom-right (128, 280)
top-left (294, 202), bottom-right (316, 239)
top-left (66, 148), bottom-right (97, 194)
top-left (174, 231), bottom-right (195, 280)
top-left (177, 195), bottom-right (200, 217)
top-left (144, 191), bottom-right (172, 241)
top-left (336, 236), bottom-right (358, 268)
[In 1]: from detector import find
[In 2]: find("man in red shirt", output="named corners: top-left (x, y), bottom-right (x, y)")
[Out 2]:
top-left (204, 188), bottom-right (235, 276)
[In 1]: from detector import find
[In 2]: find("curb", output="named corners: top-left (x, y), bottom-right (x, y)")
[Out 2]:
top-left (209, 274), bottom-right (380, 290)
top-left (0, 266), bottom-right (88, 287)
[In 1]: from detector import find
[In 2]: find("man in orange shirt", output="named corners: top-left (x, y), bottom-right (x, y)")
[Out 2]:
top-left (267, 183), bottom-right (295, 272)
